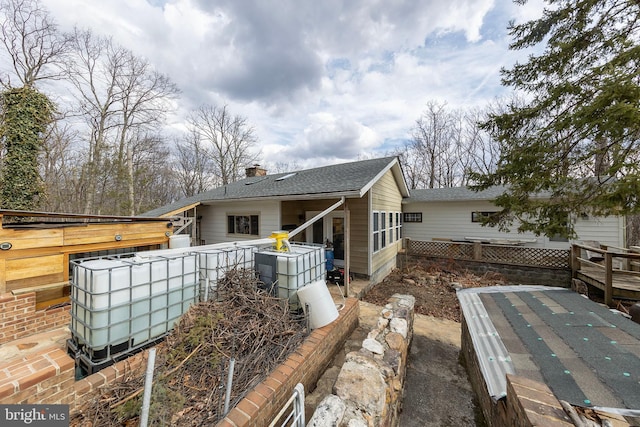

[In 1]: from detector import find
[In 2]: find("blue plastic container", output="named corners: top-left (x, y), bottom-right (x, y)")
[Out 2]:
top-left (325, 248), bottom-right (334, 271)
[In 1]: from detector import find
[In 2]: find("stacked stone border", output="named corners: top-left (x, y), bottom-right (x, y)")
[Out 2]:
top-left (0, 292), bottom-right (70, 345)
top-left (307, 294), bottom-right (415, 427)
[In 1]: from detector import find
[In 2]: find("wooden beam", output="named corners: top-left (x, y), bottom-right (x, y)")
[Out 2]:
top-left (0, 209), bottom-right (172, 221)
top-left (605, 252), bottom-right (613, 307)
top-left (11, 281), bottom-right (70, 295)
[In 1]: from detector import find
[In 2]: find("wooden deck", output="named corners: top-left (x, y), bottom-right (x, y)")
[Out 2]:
top-left (571, 243), bottom-right (640, 305)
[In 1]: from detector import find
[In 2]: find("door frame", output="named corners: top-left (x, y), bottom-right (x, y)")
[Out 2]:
top-left (305, 210), bottom-right (345, 262)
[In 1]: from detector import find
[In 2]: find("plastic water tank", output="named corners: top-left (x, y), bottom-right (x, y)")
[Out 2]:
top-left (169, 234), bottom-right (190, 249)
top-left (297, 280), bottom-right (339, 329)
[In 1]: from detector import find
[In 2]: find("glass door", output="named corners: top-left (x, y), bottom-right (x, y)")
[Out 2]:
top-left (305, 211), bottom-right (345, 264)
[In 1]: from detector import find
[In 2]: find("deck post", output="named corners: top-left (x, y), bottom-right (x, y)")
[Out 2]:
top-left (473, 241), bottom-right (482, 261)
top-left (604, 252), bottom-right (613, 307)
top-left (570, 244), bottom-right (579, 278)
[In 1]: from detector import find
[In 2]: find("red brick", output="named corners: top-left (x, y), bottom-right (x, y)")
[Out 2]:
top-left (313, 327), bottom-right (329, 337)
top-left (39, 371), bottom-right (73, 389)
top-left (74, 378), bottom-right (91, 396)
top-left (0, 294), bottom-right (15, 304)
top-left (236, 397), bottom-right (260, 419)
top-left (275, 364), bottom-right (294, 378)
top-left (30, 357), bottom-right (55, 372)
top-left (264, 376), bottom-right (282, 389)
top-left (287, 351), bottom-right (305, 365)
top-left (218, 418), bottom-right (238, 427)
top-left (283, 358), bottom-right (299, 372)
top-left (225, 408), bottom-right (250, 426)
top-left (85, 372), bottom-right (106, 391)
top-left (0, 381), bottom-right (17, 399)
top-left (19, 366), bottom-right (56, 390)
top-left (245, 390), bottom-right (268, 408)
top-left (254, 383), bottom-right (275, 399)
top-left (525, 408), bottom-right (572, 426)
top-left (7, 365), bottom-right (34, 379)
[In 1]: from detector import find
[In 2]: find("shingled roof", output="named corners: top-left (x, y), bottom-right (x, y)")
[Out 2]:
top-left (403, 185), bottom-right (510, 203)
top-left (143, 156), bottom-right (408, 217)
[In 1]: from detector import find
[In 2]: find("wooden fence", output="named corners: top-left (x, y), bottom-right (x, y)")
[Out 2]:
top-left (406, 238), bottom-right (570, 269)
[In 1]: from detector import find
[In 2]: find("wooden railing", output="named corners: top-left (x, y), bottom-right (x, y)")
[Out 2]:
top-left (571, 243), bottom-right (640, 306)
top-left (406, 238), bottom-right (570, 269)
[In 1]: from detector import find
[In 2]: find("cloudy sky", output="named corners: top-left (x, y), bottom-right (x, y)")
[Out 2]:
top-left (42, 0), bottom-right (545, 169)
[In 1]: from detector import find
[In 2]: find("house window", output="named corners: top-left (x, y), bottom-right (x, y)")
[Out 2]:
top-left (395, 212), bottom-right (402, 240)
top-left (471, 211), bottom-right (498, 223)
top-left (227, 214), bottom-right (259, 235)
top-left (381, 212), bottom-right (387, 249)
top-left (373, 212), bottom-right (380, 252)
top-left (403, 212), bottom-right (422, 223)
top-left (388, 212), bottom-right (394, 243)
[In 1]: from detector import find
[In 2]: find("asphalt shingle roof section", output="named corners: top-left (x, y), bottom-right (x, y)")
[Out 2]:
top-left (404, 185), bottom-right (510, 203)
top-left (143, 156), bottom-right (400, 217)
top-left (460, 286), bottom-right (640, 417)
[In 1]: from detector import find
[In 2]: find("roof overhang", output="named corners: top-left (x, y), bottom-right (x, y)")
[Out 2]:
top-left (157, 202), bottom-right (202, 218)
top-left (199, 190), bottom-right (363, 205)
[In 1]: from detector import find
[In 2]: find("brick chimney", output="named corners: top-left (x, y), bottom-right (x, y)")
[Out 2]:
top-left (245, 164), bottom-right (267, 177)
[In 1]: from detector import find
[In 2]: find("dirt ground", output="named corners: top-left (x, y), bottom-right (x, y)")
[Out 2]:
top-left (363, 259), bottom-right (508, 322)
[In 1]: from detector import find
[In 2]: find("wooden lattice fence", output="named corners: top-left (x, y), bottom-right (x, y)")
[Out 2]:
top-left (406, 239), bottom-right (569, 269)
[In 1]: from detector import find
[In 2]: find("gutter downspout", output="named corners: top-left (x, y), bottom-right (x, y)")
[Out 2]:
top-left (288, 197), bottom-right (345, 239)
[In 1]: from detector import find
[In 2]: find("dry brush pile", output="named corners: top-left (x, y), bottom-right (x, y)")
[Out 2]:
top-left (71, 269), bottom-right (308, 426)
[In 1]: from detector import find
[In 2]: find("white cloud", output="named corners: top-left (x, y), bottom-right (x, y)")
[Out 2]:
top-left (37, 0), bottom-right (544, 168)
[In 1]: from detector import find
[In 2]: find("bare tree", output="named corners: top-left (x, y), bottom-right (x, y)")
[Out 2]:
top-left (400, 101), bottom-right (502, 189)
top-left (129, 133), bottom-right (177, 213)
top-left (263, 160), bottom-right (301, 174)
top-left (393, 144), bottom-right (427, 190)
top-left (39, 122), bottom-right (82, 212)
top-left (0, 0), bottom-right (69, 87)
top-left (463, 107), bottom-right (500, 181)
top-left (64, 28), bottom-right (178, 215)
top-left (64, 28), bottom-right (124, 213)
top-left (113, 52), bottom-right (179, 215)
top-left (174, 128), bottom-right (215, 197)
top-left (187, 105), bottom-right (260, 186)
top-left (411, 100), bottom-right (453, 188)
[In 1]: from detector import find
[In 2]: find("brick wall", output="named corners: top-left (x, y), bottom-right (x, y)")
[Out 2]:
top-left (218, 297), bottom-right (359, 427)
top-left (66, 297), bottom-right (359, 423)
top-left (0, 348), bottom-right (75, 405)
top-left (0, 292), bottom-right (70, 345)
top-left (72, 349), bottom-right (149, 412)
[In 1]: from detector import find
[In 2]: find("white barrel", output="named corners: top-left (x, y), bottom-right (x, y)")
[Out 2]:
top-left (297, 280), bottom-right (339, 329)
top-left (169, 234), bottom-right (190, 249)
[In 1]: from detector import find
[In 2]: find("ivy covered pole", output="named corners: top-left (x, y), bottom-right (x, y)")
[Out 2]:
top-left (0, 85), bottom-right (54, 210)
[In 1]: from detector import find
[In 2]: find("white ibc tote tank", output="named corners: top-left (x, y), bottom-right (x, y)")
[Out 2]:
top-left (297, 279), bottom-right (339, 329)
top-left (169, 234), bottom-right (190, 249)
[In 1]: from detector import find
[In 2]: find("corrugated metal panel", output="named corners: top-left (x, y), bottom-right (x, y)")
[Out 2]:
top-left (458, 290), bottom-right (514, 401)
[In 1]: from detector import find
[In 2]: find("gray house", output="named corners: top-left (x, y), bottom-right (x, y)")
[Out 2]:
top-left (145, 157), bottom-right (410, 283)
